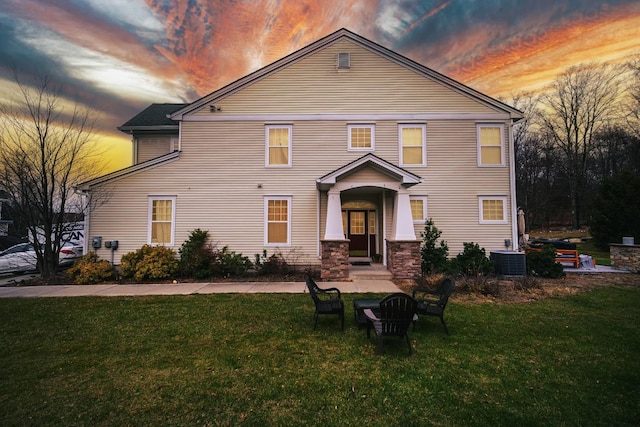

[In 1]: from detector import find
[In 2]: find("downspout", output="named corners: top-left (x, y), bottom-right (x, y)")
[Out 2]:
top-left (508, 121), bottom-right (518, 250)
top-left (132, 135), bottom-right (138, 164)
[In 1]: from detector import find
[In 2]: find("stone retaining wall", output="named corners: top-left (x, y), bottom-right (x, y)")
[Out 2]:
top-left (610, 244), bottom-right (640, 273)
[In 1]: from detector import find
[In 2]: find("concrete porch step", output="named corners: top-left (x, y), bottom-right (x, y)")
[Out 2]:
top-left (349, 263), bottom-right (392, 281)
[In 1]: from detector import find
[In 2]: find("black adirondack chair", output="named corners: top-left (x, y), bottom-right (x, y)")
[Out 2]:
top-left (412, 277), bottom-right (455, 334)
top-left (364, 293), bottom-right (417, 355)
top-left (305, 276), bottom-right (344, 330)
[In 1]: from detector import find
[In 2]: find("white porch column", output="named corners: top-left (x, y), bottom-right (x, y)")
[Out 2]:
top-left (324, 189), bottom-right (345, 240)
top-left (391, 190), bottom-right (417, 240)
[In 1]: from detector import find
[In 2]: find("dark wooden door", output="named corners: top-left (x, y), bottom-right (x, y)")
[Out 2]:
top-left (347, 210), bottom-right (368, 256)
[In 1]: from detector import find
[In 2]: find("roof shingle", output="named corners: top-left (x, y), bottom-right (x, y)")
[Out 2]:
top-left (118, 103), bottom-right (187, 130)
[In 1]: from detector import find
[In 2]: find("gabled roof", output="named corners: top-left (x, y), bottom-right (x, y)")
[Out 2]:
top-left (316, 153), bottom-right (422, 191)
top-left (77, 151), bottom-right (180, 191)
top-left (170, 28), bottom-right (523, 121)
top-left (118, 103), bottom-right (187, 133)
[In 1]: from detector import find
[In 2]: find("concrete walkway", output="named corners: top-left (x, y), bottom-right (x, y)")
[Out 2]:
top-left (0, 279), bottom-right (401, 298)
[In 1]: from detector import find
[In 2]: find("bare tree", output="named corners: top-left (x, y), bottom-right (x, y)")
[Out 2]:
top-left (0, 73), bottom-right (107, 281)
top-left (504, 92), bottom-right (541, 216)
top-left (540, 62), bottom-right (625, 229)
top-left (625, 55), bottom-right (640, 139)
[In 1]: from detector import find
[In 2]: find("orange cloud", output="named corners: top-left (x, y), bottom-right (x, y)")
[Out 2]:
top-left (446, 4), bottom-right (640, 96)
top-left (147, 0), bottom-right (377, 95)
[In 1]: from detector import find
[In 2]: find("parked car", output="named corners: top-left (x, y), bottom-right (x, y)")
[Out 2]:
top-left (0, 243), bottom-right (83, 275)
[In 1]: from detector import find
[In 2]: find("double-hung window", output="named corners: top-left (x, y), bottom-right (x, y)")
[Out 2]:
top-left (266, 125), bottom-right (292, 167)
top-left (410, 196), bottom-right (428, 224)
top-left (265, 197), bottom-right (291, 245)
top-left (148, 196), bottom-right (176, 245)
top-left (399, 124), bottom-right (426, 167)
top-left (477, 124), bottom-right (504, 166)
top-left (478, 196), bottom-right (507, 224)
top-left (348, 124), bottom-right (374, 151)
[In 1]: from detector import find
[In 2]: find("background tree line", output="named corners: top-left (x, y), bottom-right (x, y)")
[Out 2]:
top-left (509, 57), bottom-right (640, 249)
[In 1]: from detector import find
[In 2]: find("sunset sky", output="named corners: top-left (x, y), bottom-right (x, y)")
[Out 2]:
top-left (1, 0), bottom-right (639, 172)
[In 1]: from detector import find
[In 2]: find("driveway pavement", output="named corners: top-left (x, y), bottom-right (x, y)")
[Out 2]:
top-left (0, 279), bottom-right (401, 298)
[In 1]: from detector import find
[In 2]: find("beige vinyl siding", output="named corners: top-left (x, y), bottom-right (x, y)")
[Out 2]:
top-left (194, 40), bottom-right (495, 116)
top-left (90, 38), bottom-right (515, 264)
top-left (91, 118), bottom-right (512, 263)
top-left (409, 120), bottom-right (512, 254)
top-left (339, 167), bottom-right (394, 183)
top-left (136, 134), bottom-right (176, 163)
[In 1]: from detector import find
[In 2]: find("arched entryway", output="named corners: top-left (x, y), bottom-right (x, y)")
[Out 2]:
top-left (317, 153), bottom-right (423, 280)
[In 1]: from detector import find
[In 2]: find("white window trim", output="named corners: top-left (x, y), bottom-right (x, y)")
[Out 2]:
top-left (265, 125), bottom-right (292, 168)
top-left (398, 124), bottom-right (427, 167)
top-left (477, 123), bottom-right (505, 167)
top-left (478, 196), bottom-right (508, 224)
top-left (148, 196), bottom-right (177, 246)
top-left (347, 124), bottom-right (375, 152)
top-left (170, 137), bottom-right (181, 153)
top-left (410, 196), bottom-right (428, 224)
top-left (264, 196), bottom-right (292, 246)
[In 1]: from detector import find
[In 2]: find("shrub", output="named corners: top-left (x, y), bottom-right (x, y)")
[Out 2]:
top-left (455, 275), bottom-right (500, 297)
top-left (512, 275), bottom-right (541, 292)
top-left (526, 245), bottom-right (564, 278)
top-left (215, 246), bottom-right (252, 277)
top-left (120, 245), bottom-right (178, 281)
top-left (179, 229), bottom-right (216, 279)
top-left (66, 251), bottom-right (115, 284)
top-left (420, 219), bottom-right (450, 275)
top-left (450, 242), bottom-right (494, 276)
top-left (254, 249), bottom-right (291, 276)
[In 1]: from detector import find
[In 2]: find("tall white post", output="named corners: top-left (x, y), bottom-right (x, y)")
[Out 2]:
top-left (391, 190), bottom-right (416, 240)
top-left (324, 189), bottom-right (345, 240)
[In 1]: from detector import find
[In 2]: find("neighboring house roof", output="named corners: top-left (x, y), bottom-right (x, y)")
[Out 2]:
top-left (170, 28), bottom-right (523, 121)
top-left (316, 154), bottom-right (422, 191)
top-left (118, 103), bottom-right (187, 133)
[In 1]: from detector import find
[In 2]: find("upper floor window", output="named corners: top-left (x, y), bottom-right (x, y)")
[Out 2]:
top-left (148, 196), bottom-right (176, 245)
top-left (399, 124), bottom-right (426, 167)
top-left (410, 196), bottom-right (428, 224)
top-left (478, 196), bottom-right (507, 224)
top-left (477, 124), bottom-right (505, 166)
top-left (348, 124), bottom-right (374, 151)
top-left (265, 125), bottom-right (292, 167)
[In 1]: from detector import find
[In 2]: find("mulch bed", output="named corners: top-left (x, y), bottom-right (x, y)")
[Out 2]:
top-left (395, 272), bottom-right (640, 304)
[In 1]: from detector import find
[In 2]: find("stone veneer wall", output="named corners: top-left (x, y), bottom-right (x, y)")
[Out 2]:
top-left (610, 244), bottom-right (640, 273)
top-left (320, 240), bottom-right (350, 280)
top-left (386, 240), bottom-right (421, 279)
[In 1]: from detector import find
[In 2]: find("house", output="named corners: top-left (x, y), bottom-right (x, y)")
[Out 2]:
top-left (79, 28), bottom-right (523, 280)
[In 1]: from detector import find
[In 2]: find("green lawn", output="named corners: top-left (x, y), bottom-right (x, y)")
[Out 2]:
top-left (1, 288), bottom-right (639, 426)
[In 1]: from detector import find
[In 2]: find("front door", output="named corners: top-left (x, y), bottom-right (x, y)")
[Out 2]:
top-left (347, 210), bottom-right (368, 256)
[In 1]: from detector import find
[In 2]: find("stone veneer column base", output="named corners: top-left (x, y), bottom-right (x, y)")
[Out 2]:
top-left (321, 240), bottom-right (350, 280)
top-left (386, 240), bottom-right (421, 279)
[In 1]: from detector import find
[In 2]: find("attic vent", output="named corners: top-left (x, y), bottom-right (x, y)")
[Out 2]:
top-left (337, 52), bottom-right (350, 69)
